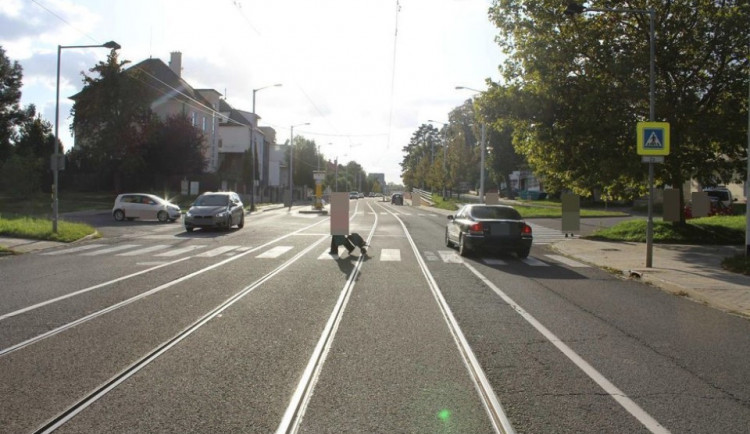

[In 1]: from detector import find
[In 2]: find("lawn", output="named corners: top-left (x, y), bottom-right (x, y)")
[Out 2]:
top-left (588, 215), bottom-right (749, 275)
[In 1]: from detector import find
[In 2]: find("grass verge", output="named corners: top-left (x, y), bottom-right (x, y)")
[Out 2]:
top-left (721, 254), bottom-right (750, 275)
top-left (587, 216), bottom-right (745, 245)
top-left (0, 216), bottom-right (98, 243)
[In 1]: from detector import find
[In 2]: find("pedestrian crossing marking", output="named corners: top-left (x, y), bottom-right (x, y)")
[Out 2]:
top-left (195, 245), bottom-right (243, 257)
top-left (81, 244), bottom-right (141, 256)
top-left (380, 249), bottom-right (401, 261)
top-left (545, 254), bottom-right (589, 268)
top-left (257, 245), bottom-right (293, 258)
top-left (117, 245), bottom-right (171, 256)
top-left (438, 250), bottom-right (463, 263)
top-left (424, 251), bottom-right (439, 261)
top-left (522, 257), bottom-right (550, 267)
top-left (42, 244), bottom-right (106, 255)
top-left (155, 245), bottom-right (205, 257)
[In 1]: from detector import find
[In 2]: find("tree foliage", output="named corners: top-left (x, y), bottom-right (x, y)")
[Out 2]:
top-left (0, 46), bottom-right (25, 163)
top-left (486, 0), bottom-right (749, 202)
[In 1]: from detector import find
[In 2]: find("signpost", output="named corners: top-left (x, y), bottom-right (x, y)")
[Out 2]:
top-left (637, 121), bottom-right (670, 268)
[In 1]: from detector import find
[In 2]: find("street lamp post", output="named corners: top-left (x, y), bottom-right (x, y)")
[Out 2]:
top-left (565, 2), bottom-right (656, 267)
top-left (455, 86), bottom-right (487, 203)
top-left (289, 122), bottom-right (310, 209)
top-left (251, 83), bottom-right (282, 211)
top-left (53, 40), bottom-right (120, 233)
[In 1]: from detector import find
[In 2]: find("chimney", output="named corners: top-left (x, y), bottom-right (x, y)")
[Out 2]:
top-left (169, 51), bottom-right (182, 77)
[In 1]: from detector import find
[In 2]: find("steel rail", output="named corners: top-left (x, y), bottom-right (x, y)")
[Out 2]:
top-left (373, 201), bottom-right (516, 434)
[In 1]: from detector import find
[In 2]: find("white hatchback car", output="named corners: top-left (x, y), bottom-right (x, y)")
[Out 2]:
top-left (112, 193), bottom-right (182, 223)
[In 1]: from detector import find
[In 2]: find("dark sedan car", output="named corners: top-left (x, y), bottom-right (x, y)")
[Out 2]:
top-left (391, 193), bottom-right (404, 205)
top-left (184, 191), bottom-right (245, 232)
top-left (445, 204), bottom-right (532, 258)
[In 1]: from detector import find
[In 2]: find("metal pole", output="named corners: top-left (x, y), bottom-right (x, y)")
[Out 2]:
top-left (480, 122), bottom-right (486, 204)
top-left (52, 45), bottom-right (61, 233)
top-left (646, 9), bottom-right (655, 268)
top-left (289, 125), bottom-right (294, 210)
top-left (335, 158), bottom-right (339, 192)
top-left (251, 89), bottom-right (256, 211)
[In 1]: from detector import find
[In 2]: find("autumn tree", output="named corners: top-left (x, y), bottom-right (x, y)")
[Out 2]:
top-left (487, 0), bottom-right (749, 206)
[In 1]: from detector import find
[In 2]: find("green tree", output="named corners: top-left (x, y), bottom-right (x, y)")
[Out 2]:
top-left (13, 105), bottom-right (57, 193)
top-left (0, 46), bottom-right (25, 164)
top-left (145, 114), bottom-right (206, 189)
top-left (70, 49), bottom-right (156, 190)
top-left (488, 0), bottom-right (749, 210)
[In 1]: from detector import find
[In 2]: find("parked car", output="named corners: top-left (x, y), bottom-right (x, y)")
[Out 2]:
top-left (184, 191), bottom-right (245, 232)
top-left (391, 193), bottom-right (404, 205)
top-left (704, 187), bottom-right (735, 208)
top-left (112, 193), bottom-right (181, 223)
top-left (358, 192), bottom-right (365, 199)
top-left (445, 204), bottom-right (532, 258)
top-left (349, 191), bottom-right (359, 200)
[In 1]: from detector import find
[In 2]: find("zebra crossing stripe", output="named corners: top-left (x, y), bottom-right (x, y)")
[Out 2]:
top-left (117, 245), bottom-right (171, 256)
top-left (521, 257), bottom-right (549, 267)
top-left (81, 244), bottom-right (141, 256)
top-left (154, 245), bottom-right (205, 257)
top-left (195, 246), bottom-right (243, 257)
top-left (257, 246), bottom-right (293, 258)
top-left (438, 250), bottom-right (463, 263)
top-left (42, 244), bottom-right (106, 255)
top-left (424, 251), bottom-right (438, 261)
top-left (545, 254), bottom-right (589, 268)
top-left (380, 249), bottom-right (401, 261)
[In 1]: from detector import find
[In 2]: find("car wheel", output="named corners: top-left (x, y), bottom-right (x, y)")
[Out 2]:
top-left (237, 214), bottom-right (245, 229)
top-left (458, 234), bottom-right (470, 257)
top-left (185, 226), bottom-right (194, 232)
top-left (113, 209), bottom-right (125, 221)
top-left (517, 247), bottom-right (530, 259)
top-left (445, 228), bottom-right (453, 247)
top-left (157, 211), bottom-right (169, 223)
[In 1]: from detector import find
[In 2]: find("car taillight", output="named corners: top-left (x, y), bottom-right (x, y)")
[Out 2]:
top-left (469, 222), bottom-right (483, 234)
top-left (522, 223), bottom-right (532, 235)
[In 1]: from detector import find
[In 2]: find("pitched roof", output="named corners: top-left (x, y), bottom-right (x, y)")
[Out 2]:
top-left (126, 58), bottom-right (214, 110)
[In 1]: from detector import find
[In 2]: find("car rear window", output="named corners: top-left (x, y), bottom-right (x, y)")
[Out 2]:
top-left (470, 206), bottom-right (522, 220)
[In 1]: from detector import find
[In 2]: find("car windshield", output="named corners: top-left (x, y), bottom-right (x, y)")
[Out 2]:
top-left (470, 206), bottom-right (521, 220)
top-left (194, 194), bottom-right (228, 206)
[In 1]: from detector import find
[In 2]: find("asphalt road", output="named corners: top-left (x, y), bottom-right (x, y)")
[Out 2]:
top-left (0, 199), bottom-right (748, 433)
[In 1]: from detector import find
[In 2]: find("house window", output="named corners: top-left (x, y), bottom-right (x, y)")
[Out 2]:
top-left (202, 117), bottom-right (206, 131)
top-left (191, 112), bottom-right (197, 126)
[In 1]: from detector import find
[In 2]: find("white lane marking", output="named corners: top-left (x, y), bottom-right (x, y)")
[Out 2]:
top-left (81, 244), bottom-right (141, 256)
top-left (545, 254), bottom-right (590, 268)
top-left (438, 250), bottom-right (463, 263)
top-left (521, 257), bottom-right (550, 267)
top-left (1, 219), bottom-right (332, 355)
top-left (462, 261), bottom-right (669, 434)
top-left (141, 234), bottom-right (179, 240)
top-left (380, 249), bottom-right (401, 261)
top-left (256, 245), bottom-right (293, 258)
top-left (195, 245), bottom-right (243, 257)
top-left (154, 245), bottom-right (205, 257)
top-left (0, 258), bottom-right (191, 321)
top-left (117, 245), bottom-right (171, 256)
top-left (42, 244), bottom-right (106, 255)
top-left (380, 212), bottom-right (387, 215)
top-left (424, 251), bottom-right (439, 262)
top-left (482, 258), bottom-right (507, 266)
top-left (374, 202), bottom-right (514, 433)
top-left (136, 262), bottom-right (170, 266)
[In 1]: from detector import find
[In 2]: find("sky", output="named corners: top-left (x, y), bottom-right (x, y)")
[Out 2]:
top-left (0, 0), bottom-right (504, 186)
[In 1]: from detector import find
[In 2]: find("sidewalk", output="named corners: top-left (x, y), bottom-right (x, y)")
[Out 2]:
top-left (551, 238), bottom-right (750, 318)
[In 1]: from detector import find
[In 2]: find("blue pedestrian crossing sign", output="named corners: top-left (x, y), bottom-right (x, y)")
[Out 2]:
top-left (637, 122), bottom-right (670, 156)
